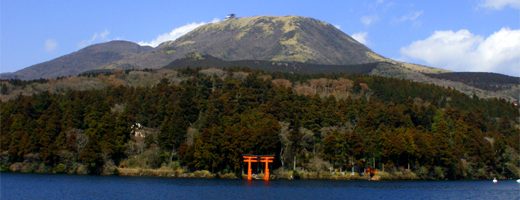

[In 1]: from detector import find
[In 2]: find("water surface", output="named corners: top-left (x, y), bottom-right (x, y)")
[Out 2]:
top-left (1, 173), bottom-right (518, 200)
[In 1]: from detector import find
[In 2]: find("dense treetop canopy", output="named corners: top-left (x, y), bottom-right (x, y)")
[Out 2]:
top-left (1, 68), bottom-right (518, 179)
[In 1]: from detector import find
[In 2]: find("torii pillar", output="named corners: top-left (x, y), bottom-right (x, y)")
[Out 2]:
top-left (243, 155), bottom-right (258, 181)
top-left (260, 156), bottom-right (274, 181)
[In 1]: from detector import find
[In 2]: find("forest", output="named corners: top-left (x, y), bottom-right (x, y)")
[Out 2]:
top-left (1, 68), bottom-right (518, 180)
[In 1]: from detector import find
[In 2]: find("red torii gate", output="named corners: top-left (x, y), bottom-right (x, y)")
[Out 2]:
top-left (242, 155), bottom-right (257, 181)
top-left (242, 155), bottom-right (274, 181)
top-left (260, 156), bottom-right (274, 181)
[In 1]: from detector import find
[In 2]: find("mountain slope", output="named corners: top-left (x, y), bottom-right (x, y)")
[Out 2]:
top-left (4, 16), bottom-right (443, 79)
top-left (160, 54), bottom-right (518, 102)
top-left (2, 41), bottom-right (153, 80)
top-left (115, 16), bottom-right (405, 69)
top-left (163, 53), bottom-right (380, 74)
top-left (163, 16), bottom-right (376, 64)
top-left (425, 72), bottom-right (520, 91)
top-left (2, 15), bottom-right (517, 102)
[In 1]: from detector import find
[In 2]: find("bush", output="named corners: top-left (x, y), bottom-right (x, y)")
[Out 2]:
top-left (305, 156), bottom-right (331, 173)
top-left (102, 160), bottom-right (117, 175)
top-left (35, 163), bottom-right (49, 173)
top-left (54, 163), bottom-right (67, 173)
top-left (67, 163), bottom-right (79, 174)
top-left (376, 171), bottom-right (391, 180)
top-left (163, 161), bottom-right (182, 170)
top-left (393, 169), bottom-right (418, 179)
top-left (273, 168), bottom-right (294, 179)
top-left (434, 166), bottom-right (445, 180)
top-left (416, 166), bottom-right (430, 179)
top-left (121, 146), bottom-right (162, 169)
top-left (9, 162), bottom-right (24, 172)
top-left (76, 164), bottom-right (89, 175)
top-left (218, 172), bottom-right (237, 179)
top-left (193, 170), bottom-right (215, 178)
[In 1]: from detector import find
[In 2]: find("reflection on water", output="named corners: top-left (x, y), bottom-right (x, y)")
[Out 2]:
top-left (1, 173), bottom-right (518, 200)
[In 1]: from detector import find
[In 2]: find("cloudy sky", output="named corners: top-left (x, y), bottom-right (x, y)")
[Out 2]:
top-left (1, 0), bottom-right (519, 76)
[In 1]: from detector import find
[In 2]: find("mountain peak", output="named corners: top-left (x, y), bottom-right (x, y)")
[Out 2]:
top-left (155, 15), bottom-right (376, 65)
top-left (4, 15), bottom-right (436, 80)
top-left (198, 15), bottom-right (328, 32)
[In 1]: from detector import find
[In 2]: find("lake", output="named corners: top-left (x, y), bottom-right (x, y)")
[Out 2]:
top-left (1, 173), bottom-right (518, 200)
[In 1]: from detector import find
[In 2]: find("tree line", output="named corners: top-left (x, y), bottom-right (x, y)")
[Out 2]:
top-left (1, 68), bottom-right (518, 179)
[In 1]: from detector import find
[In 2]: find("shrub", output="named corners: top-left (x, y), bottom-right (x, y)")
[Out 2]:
top-left (102, 160), bottom-right (117, 175)
top-left (273, 168), bottom-right (294, 179)
top-left (9, 162), bottom-right (24, 172)
top-left (54, 163), bottom-right (67, 173)
top-left (218, 172), bottom-right (238, 179)
top-left (416, 166), bottom-right (430, 179)
top-left (193, 170), bottom-right (215, 178)
top-left (76, 164), bottom-right (89, 175)
top-left (434, 166), bottom-right (445, 180)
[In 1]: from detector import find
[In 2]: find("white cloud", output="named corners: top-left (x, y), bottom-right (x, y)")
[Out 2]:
top-left (400, 28), bottom-right (520, 76)
top-left (78, 30), bottom-right (110, 48)
top-left (398, 10), bottom-right (423, 22)
top-left (138, 18), bottom-right (220, 47)
top-left (351, 32), bottom-right (368, 45)
top-left (333, 24), bottom-right (341, 30)
top-left (480, 0), bottom-right (520, 10)
top-left (360, 15), bottom-right (378, 26)
top-left (44, 39), bottom-right (57, 53)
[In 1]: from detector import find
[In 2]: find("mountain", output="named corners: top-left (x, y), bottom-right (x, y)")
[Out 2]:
top-left (1, 41), bottom-right (153, 80)
top-left (3, 16), bottom-right (444, 79)
top-left (159, 16), bottom-right (378, 64)
top-left (117, 16), bottom-right (443, 74)
top-left (1, 15), bottom-right (517, 101)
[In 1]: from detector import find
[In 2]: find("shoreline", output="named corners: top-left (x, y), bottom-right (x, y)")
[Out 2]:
top-left (3, 167), bottom-right (517, 181)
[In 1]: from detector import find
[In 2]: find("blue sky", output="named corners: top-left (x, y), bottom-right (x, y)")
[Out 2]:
top-left (1, 0), bottom-right (519, 76)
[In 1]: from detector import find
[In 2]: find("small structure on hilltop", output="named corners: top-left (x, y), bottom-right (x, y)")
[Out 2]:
top-left (226, 13), bottom-right (236, 19)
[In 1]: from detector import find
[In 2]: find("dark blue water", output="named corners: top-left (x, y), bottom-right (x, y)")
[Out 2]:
top-left (1, 173), bottom-right (518, 200)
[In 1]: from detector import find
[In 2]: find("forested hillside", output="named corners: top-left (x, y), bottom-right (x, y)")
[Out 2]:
top-left (425, 72), bottom-right (520, 91)
top-left (1, 68), bottom-right (518, 179)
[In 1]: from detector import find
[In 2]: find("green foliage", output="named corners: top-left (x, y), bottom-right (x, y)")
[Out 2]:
top-left (0, 68), bottom-right (518, 179)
